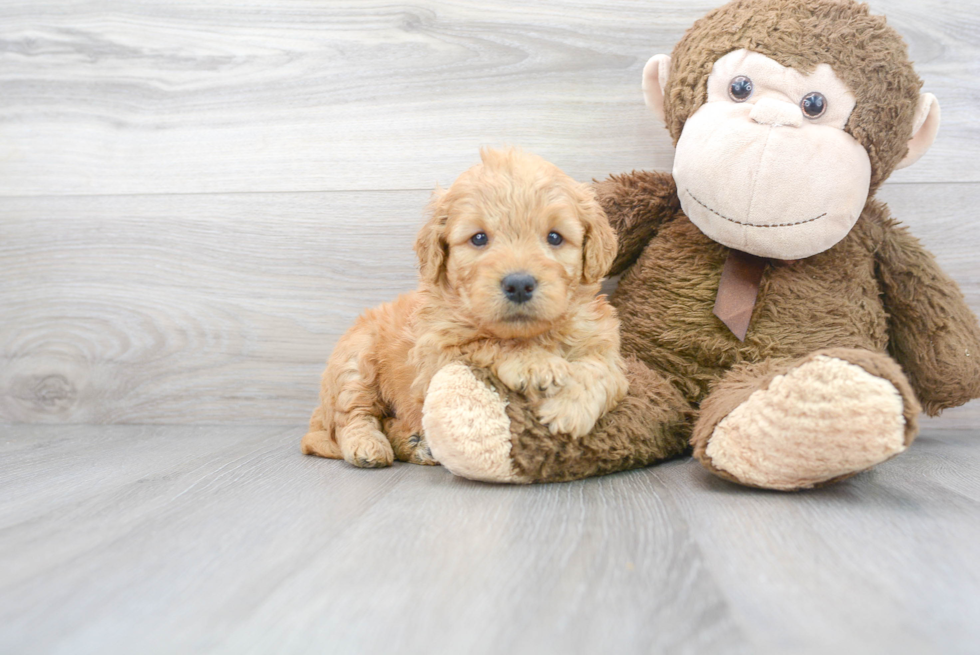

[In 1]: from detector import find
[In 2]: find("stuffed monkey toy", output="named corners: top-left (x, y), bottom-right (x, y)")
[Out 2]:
top-left (422, 0), bottom-right (980, 489)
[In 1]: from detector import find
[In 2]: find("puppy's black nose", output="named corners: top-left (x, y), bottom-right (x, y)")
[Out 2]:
top-left (501, 273), bottom-right (537, 304)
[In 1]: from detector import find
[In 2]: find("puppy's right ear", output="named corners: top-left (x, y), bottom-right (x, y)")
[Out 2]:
top-left (578, 185), bottom-right (617, 284)
top-left (415, 187), bottom-right (449, 285)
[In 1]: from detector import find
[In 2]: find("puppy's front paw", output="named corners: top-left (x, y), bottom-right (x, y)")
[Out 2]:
top-left (524, 358), bottom-right (572, 398)
top-left (536, 387), bottom-right (602, 438)
top-left (496, 358), bottom-right (565, 397)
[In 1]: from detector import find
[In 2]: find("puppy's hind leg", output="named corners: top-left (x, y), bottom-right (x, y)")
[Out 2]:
top-left (301, 404), bottom-right (343, 459)
top-left (304, 329), bottom-right (394, 468)
top-left (336, 350), bottom-right (395, 468)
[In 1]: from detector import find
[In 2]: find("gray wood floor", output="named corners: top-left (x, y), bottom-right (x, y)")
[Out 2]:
top-left (2, 424), bottom-right (979, 654)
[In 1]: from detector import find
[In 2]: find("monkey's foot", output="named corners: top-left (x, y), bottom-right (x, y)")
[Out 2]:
top-left (695, 351), bottom-right (917, 490)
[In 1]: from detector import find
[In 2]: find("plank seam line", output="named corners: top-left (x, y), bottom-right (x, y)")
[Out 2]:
top-left (0, 181), bottom-right (977, 202)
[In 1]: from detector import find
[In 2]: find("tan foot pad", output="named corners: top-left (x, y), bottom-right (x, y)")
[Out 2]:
top-left (706, 355), bottom-right (907, 490)
top-left (422, 363), bottom-right (524, 483)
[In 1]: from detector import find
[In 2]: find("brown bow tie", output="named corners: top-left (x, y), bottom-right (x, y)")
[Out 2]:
top-left (713, 249), bottom-right (768, 341)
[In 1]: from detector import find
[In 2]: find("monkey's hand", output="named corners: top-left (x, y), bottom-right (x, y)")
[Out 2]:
top-left (877, 220), bottom-right (980, 414)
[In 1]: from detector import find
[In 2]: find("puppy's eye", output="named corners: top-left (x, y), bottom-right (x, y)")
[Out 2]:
top-left (470, 232), bottom-right (488, 247)
top-left (729, 76), bottom-right (753, 102)
top-left (547, 231), bottom-right (563, 246)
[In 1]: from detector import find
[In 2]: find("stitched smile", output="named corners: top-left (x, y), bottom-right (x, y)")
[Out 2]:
top-left (685, 189), bottom-right (828, 228)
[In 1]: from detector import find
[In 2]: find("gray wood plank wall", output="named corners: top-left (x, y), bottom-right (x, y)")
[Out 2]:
top-left (2, 0), bottom-right (978, 427)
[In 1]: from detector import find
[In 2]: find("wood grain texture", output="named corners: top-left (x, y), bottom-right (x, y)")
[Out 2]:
top-left (0, 190), bottom-right (427, 423)
top-left (0, 0), bottom-right (977, 197)
top-left (657, 429), bottom-right (980, 655)
top-left (1, 424), bottom-right (977, 654)
top-left (2, 3), bottom-right (977, 653)
top-left (1, 183), bottom-right (978, 426)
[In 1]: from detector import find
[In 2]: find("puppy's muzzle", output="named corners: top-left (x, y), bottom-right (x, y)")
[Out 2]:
top-left (501, 273), bottom-right (537, 304)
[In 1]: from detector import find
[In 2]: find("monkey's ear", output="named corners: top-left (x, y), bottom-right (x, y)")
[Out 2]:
top-left (895, 93), bottom-right (941, 170)
top-left (415, 187), bottom-right (449, 285)
top-left (642, 54), bottom-right (672, 125)
top-left (579, 187), bottom-right (617, 284)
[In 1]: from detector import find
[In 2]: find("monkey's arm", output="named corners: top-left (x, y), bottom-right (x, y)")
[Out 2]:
top-left (594, 170), bottom-right (681, 276)
top-left (876, 220), bottom-right (980, 415)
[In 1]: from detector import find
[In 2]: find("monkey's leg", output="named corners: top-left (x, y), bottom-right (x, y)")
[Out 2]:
top-left (422, 357), bottom-right (691, 483)
top-left (692, 348), bottom-right (921, 490)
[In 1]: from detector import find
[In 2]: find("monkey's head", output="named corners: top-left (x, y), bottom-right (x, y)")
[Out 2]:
top-left (644, 0), bottom-right (940, 260)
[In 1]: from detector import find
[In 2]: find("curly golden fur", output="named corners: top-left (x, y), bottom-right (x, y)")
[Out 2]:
top-left (301, 148), bottom-right (627, 468)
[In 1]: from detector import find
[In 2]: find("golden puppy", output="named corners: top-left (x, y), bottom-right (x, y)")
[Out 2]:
top-left (301, 148), bottom-right (628, 468)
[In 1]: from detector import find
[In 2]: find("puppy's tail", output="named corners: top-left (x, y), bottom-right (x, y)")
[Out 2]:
top-left (301, 405), bottom-right (343, 459)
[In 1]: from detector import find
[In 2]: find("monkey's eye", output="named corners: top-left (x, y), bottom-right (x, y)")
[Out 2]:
top-left (801, 92), bottom-right (827, 118)
top-left (728, 76), bottom-right (753, 102)
top-left (547, 231), bottom-right (564, 246)
top-left (470, 232), bottom-right (488, 247)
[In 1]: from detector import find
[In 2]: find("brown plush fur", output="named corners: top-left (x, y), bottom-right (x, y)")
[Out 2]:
top-left (876, 225), bottom-right (980, 415)
top-left (301, 148), bottom-right (628, 467)
top-left (600, 173), bottom-right (980, 415)
top-left (500, 168), bottom-right (980, 484)
top-left (463, 0), bottom-right (980, 487)
top-left (477, 357), bottom-right (692, 483)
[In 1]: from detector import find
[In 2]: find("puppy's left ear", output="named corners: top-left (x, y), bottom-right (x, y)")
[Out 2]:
top-left (578, 186), bottom-right (617, 284)
top-left (415, 187), bottom-right (450, 285)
